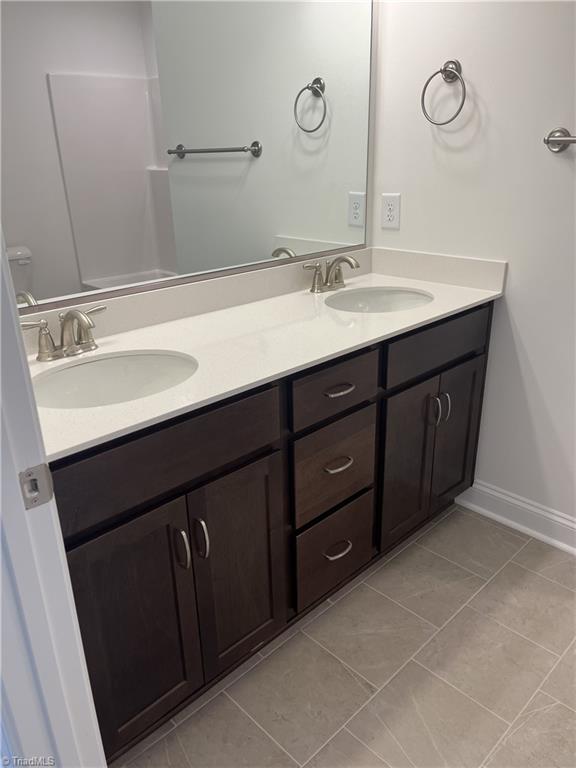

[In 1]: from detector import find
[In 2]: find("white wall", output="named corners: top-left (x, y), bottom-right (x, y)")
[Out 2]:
top-left (1, 1), bottom-right (162, 300)
top-left (371, 2), bottom-right (575, 532)
top-left (152, 1), bottom-right (371, 273)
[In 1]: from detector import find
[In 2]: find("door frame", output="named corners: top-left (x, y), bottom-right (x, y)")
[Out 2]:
top-left (1, 252), bottom-right (106, 767)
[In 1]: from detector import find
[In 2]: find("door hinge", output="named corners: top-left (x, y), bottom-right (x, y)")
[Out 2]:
top-left (19, 463), bottom-right (54, 509)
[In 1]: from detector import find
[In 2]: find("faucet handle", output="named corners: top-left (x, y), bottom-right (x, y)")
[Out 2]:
top-left (77, 306), bottom-right (106, 348)
top-left (20, 319), bottom-right (60, 362)
top-left (85, 304), bottom-right (107, 316)
top-left (303, 262), bottom-right (324, 293)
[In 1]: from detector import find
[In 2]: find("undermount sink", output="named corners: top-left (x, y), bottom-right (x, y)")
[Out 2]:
top-left (33, 350), bottom-right (198, 409)
top-left (325, 287), bottom-right (433, 314)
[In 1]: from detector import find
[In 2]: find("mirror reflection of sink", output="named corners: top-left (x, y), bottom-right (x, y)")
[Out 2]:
top-left (33, 351), bottom-right (198, 409)
top-left (325, 287), bottom-right (434, 314)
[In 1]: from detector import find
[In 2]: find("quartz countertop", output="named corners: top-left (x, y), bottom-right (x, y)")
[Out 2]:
top-left (31, 272), bottom-right (502, 462)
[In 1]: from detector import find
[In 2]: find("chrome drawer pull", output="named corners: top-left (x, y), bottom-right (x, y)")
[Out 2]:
top-left (441, 392), bottom-right (452, 422)
top-left (431, 395), bottom-right (443, 427)
top-left (175, 529), bottom-right (192, 570)
top-left (324, 539), bottom-right (353, 561)
top-left (323, 456), bottom-right (354, 475)
top-left (324, 383), bottom-right (356, 399)
top-left (196, 518), bottom-right (210, 559)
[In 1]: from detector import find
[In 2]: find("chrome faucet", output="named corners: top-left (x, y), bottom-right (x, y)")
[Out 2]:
top-left (59, 309), bottom-right (96, 356)
top-left (271, 247), bottom-right (297, 259)
top-left (303, 255), bottom-right (360, 293)
top-left (16, 290), bottom-right (38, 307)
top-left (21, 305), bottom-right (106, 362)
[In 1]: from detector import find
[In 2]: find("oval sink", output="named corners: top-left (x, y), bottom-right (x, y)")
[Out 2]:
top-left (325, 287), bottom-right (433, 314)
top-left (33, 350), bottom-right (198, 409)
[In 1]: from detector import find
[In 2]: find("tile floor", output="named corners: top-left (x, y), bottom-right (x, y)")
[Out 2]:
top-left (114, 507), bottom-right (576, 768)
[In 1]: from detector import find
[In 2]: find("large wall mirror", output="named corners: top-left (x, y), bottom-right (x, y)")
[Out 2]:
top-left (2, 0), bottom-right (372, 309)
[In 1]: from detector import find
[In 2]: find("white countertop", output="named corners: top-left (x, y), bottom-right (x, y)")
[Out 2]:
top-left (31, 272), bottom-right (502, 462)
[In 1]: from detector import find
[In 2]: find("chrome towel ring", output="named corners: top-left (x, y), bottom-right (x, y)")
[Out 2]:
top-left (294, 77), bottom-right (327, 133)
top-left (421, 60), bottom-right (466, 126)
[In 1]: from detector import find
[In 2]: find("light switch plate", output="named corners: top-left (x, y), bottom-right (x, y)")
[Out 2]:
top-left (381, 193), bottom-right (401, 229)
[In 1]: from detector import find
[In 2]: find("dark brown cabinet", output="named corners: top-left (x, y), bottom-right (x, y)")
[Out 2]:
top-left (57, 303), bottom-right (493, 763)
top-left (68, 497), bottom-right (204, 757)
top-left (430, 355), bottom-right (486, 511)
top-left (188, 454), bottom-right (287, 681)
top-left (380, 354), bottom-right (487, 549)
top-left (380, 377), bottom-right (439, 548)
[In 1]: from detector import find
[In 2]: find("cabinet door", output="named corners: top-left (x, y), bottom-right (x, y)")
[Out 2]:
top-left (431, 355), bottom-right (486, 510)
top-left (380, 376), bottom-right (439, 550)
top-left (68, 497), bottom-right (204, 757)
top-left (188, 454), bottom-right (288, 681)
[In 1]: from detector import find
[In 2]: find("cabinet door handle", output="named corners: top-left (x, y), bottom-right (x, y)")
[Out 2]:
top-left (324, 383), bottom-right (356, 399)
top-left (175, 529), bottom-right (192, 570)
top-left (441, 391), bottom-right (452, 422)
top-left (196, 518), bottom-right (210, 559)
top-left (431, 395), bottom-right (443, 426)
top-left (323, 455), bottom-right (354, 475)
top-left (323, 539), bottom-right (353, 561)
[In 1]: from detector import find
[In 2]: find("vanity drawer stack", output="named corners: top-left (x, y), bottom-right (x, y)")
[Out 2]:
top-left (53, 303), bottom-right (494, 763)
top-left (290, 349), bottom-right (380, 610)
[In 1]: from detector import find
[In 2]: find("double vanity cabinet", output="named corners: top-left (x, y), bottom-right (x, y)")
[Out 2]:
top-left (51, 302), bottom-right (493, 761)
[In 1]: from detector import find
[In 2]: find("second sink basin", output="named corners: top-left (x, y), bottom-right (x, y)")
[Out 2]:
top-left (33, 350), bottom-right (198, 409)
top-left (325, 287), bottom-right (433, 314)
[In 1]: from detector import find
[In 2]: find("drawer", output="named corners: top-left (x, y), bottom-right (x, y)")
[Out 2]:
top-left (297, 491), bottom-right (374, 611)
top-left (292, 349), bottom-right (379, 431)
top-left (294, 404), bottom-right (376, 528)
top-left (386, 306), bottom-right (491, 389)
top-left (53, 386), bottom-right (281, 541)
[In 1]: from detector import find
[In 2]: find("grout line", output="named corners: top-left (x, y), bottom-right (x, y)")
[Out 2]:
top-left (464, 605), bottom-right (561, 658)
top-left (536, 689), bottom-right (576, 715)
top-left (362, 582), bottom-right (439, 629)
top-left (507, 560), bottom-right (576, 594)
top-left (223, 691), bottom-right (303, 767)
top-left (301, 629), bottom-right (378, 691)
top-left (171, 653), bottom-right (265, 727)
top-left (456, 507), bottom-right (532, 541)
top-left (306, 537), bottom-right (536, 765)
top-left (411, 660), bottom-right (510, 725)
top-left (411, 541), bottom-right (491, 579)
top-left (415, 542), bottom-right (491, 579)
top-left (343, 726), bottom-right (395, 768)
top-left (120, 721), bottom-right (177, 767)
top-left (348, 507), bottom-right (460, 590)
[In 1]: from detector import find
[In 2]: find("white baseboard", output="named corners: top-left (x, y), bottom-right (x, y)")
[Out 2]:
top-left (457, 481), bottom-right (576, 556)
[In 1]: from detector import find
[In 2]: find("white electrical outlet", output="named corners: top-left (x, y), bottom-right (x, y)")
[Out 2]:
top-left (381, 193), bottom-right (401, 229)
top-left (348, 192), bottom-right (366, 227)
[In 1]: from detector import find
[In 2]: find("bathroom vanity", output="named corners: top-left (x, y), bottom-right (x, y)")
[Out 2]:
top-left (50, 299), bottom-right (493, 761)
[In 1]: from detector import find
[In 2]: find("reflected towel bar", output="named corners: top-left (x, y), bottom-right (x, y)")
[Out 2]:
top-left (167, 141), bottom-right (262, 159)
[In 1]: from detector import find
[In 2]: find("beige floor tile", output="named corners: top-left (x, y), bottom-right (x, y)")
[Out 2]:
top-left (304, 729), bottom-right (388, 767)
top-left (486, 698), bottom-right (576, 768)
top-left (417, 510), bottom-right (528, 579)
top-left (126, 730), bottom-right (190, 768)
top-left (304, 584), bottom-right (435, 687)
top-left (471, 563), bottom-right (576, 654)
top-left (542, 640), bottom-right (576, 710)
top-left (227, 632), bottom-right (373, 764)
top-left (348, 661), bottom-right (506, 768)
top-left (135, 694), bottom-right (298, 768)
top-left (513, 539), bottom-right (576, 591)
top-left (416, 607), bottom-right (557, 721)
top-left (367, 544), bottom-right (485, 627)
top-left (171, 654), bottom-right (263, 725)
top-left (112, 721), bottom-right (176, 767)
top-left (259, 602), bottom-right (332, 658)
